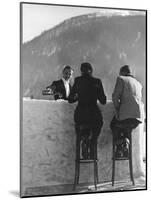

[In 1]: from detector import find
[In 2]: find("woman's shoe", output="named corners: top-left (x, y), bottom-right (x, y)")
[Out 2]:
top-left (115, 143), bottom-right (124, 158)
top-left (82, 140), bottom-right (89, 159)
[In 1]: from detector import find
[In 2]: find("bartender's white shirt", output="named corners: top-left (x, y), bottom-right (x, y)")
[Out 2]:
top-left (62, 78), bottom-right (70, 98)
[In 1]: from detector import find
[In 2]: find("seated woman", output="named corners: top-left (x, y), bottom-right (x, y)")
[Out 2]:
top-left (68, 62), bottom-right (107, 159)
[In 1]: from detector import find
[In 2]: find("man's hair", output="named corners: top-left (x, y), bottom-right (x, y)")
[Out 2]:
top-left (62, 65), bottom-right (73, 73)
top-left (120, 65), bottom-right (132, 75)
top-left (80, 62), bottom-right (93, 75)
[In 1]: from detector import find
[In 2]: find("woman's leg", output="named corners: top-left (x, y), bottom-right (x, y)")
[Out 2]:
top-left (89, 123), bottom-right (103, 158)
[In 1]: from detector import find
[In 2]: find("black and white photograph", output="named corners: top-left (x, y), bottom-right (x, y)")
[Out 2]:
top-left (20, 2), bottom-right (147, 198)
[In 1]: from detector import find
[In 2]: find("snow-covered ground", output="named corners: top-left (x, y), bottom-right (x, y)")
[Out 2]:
top-left (21, 99), bottom-right (146, 195)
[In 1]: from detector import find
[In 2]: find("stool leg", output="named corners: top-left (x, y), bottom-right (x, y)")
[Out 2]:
top-left (96, 152), bottom-right (99, 184)
top-left (73, 132), bottom-right (81, 191)
top-left (129, 132), bottom-right (135, 185)
top-left (95, 143), bottom-right (99, 184)
top-left (73, 161), bottom-right (80, 190)
top-left (112, 139), bottom-right (115, 186)
top-left (94, 160), bottom-right (97, 190)
top-left (96, 162), bottom-right (99, 183)
top-left (96, 161), bottom-right (99, 184)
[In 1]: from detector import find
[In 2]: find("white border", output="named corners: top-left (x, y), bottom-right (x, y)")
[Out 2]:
top-left (0, 0), bottom-right (150, 199)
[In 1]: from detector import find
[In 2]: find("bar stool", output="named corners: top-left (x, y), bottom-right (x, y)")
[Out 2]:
top-left (73, 123), bottom-right (99, 191)
top-left (112, 121), bottom-right (139, 186)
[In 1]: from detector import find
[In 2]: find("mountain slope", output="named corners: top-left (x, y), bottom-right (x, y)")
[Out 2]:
top-left (22, 13), bottom-right (146, 101)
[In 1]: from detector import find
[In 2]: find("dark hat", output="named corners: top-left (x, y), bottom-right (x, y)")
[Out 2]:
top-left (120, 65), bottom-right (132, 75)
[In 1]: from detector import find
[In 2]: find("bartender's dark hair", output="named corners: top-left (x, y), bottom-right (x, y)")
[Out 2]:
top-left (62, 65), bottom-right (73, 73)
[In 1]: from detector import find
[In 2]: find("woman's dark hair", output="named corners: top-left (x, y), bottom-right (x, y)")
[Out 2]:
top-left (80, 62), bottom-right (93, 75)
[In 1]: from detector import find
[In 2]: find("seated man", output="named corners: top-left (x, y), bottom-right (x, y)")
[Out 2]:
top-left (43, 65), bottom-right (73, 100)
top-left (111, 65), bottom-right (144, 158)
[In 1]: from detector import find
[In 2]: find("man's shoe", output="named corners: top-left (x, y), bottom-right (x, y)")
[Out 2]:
top-left (89, 148), bottom-right (94, 159)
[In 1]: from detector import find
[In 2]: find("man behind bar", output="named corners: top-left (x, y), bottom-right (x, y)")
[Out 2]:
top-left (45, 65), bottom-right (74, 100)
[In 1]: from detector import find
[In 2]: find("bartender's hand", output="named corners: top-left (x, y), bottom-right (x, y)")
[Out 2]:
top-left (43, 86), bottom-right (55, 95)
top-left (42, 88), bottom-right (51, 95)
top-left (46, 88), bottom-right (53, 94)
top-left (46, 85), bottom-right (56, 95)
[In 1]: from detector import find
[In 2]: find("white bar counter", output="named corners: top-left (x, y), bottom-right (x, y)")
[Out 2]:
top-left (22, 99), bottom-right (145, 193)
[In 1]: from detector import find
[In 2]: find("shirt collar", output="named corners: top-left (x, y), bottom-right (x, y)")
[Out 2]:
top-left (62, 78), bottom-right (70, 84)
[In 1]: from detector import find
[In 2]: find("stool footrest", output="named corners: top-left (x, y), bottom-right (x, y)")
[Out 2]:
top-left (77, 159), bottom-right (98, 163)
top-left (113, 157), bottom-right (129, 161)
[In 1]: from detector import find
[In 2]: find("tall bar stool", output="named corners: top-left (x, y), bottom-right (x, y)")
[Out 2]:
top-left (112, 120), bottom-right (140, 186)
top-left (73, 123), bottom-right (99, 191)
